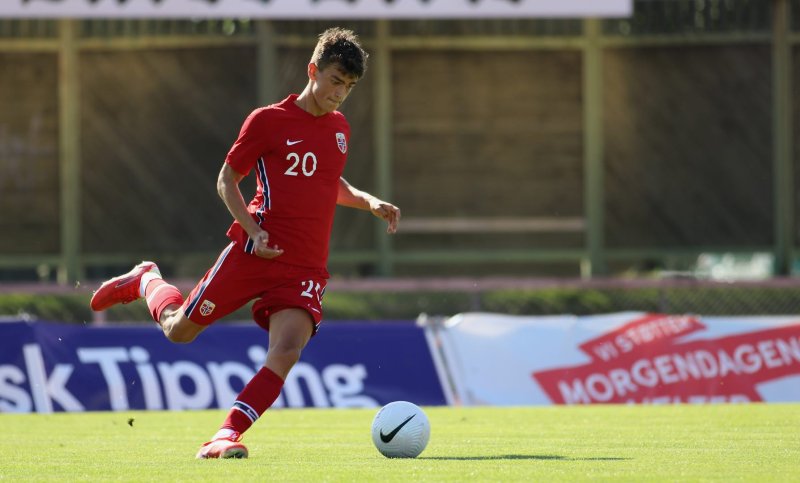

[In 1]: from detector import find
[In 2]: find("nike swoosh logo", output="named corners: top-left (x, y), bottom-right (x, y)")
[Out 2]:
top-left (379, 414), bottom-right (415, 443)
top-left (286, 139), bottom-right (303, 146)
top-left (114, 278), bottom-right (137, 289)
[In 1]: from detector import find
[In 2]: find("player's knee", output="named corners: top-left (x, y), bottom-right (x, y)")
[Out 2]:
top-left (268, 345), bottom-right (303, 367)
top-left (164, 328), bottom-right (197, 344)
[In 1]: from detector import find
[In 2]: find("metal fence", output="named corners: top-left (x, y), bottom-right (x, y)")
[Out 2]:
top-left (0, 0), bottom-right (798, 284)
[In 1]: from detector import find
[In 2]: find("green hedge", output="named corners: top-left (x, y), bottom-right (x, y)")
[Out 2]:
top-left (0, 291), bottom-right (476, 323)
top-left (2, 284), bottom-right (800, 323)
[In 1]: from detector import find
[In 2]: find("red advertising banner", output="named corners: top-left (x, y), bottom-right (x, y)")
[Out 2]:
top-left (533, 314), bottom-right (800, 404)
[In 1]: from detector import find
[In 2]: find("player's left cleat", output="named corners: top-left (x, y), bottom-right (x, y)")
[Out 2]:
top-left (90, 261), bottom-right (160, 311)
top-left (195, 434), bottom-right (248, 459)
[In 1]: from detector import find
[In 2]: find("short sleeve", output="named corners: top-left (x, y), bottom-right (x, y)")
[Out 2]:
top-left (225, 108), bottom-right (270, 176)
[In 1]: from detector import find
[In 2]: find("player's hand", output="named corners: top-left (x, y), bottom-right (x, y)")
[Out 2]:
top-left (251, 229), bottom-right (284, 259)
top-left (370, 199), bottom-right (401, 234)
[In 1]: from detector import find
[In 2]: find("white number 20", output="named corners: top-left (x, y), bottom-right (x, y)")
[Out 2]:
top-left (285, 152), bottom-right (318, 177)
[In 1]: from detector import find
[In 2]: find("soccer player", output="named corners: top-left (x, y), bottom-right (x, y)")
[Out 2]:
top-left (89, 27), bottom-right (400, 459)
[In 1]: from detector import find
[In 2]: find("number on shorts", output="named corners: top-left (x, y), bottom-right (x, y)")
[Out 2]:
top-left (301, 280), bottom-right (322, 302)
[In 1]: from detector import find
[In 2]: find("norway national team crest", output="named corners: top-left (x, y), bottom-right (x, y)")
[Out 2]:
top-left (336, 132), bottom-right (347, 154)
top-left (199, 299), bottom-right (216, 317)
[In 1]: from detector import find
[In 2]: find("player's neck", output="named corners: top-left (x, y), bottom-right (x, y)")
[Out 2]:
top-left (295, 88), bottom-right (327, 117)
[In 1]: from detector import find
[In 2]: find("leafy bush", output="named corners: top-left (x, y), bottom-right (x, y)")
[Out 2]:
top-left (2, 284), bottom-right (800, 324)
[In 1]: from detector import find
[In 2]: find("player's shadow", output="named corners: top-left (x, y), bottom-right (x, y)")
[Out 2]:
top-left (421, 454), bottom-right (630, 461)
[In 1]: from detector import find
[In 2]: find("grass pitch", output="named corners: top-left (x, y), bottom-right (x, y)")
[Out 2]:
top-left (2, 404), bottom-right (798, 482)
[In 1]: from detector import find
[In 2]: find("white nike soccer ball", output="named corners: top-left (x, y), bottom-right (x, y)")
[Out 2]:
top-left (371, 401), bottom-right (430, 458)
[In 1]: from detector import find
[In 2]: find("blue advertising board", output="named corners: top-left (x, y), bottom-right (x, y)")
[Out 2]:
top-left (0, 320), bottom-right (447, 413)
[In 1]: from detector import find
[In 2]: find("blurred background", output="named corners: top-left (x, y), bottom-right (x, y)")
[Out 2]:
top-left (2, 0), bottom-right (800, 320)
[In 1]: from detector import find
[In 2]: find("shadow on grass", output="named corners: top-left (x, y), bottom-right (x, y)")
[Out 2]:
top-left (421, 454), bottom-right (630, 461)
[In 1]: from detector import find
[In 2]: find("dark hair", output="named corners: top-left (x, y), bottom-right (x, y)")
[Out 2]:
top-left (311, 27), bottom-right (368, 79)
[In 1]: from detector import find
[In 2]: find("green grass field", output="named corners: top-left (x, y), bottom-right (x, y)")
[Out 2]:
top-left (3, 404), bottom-right (799, 482)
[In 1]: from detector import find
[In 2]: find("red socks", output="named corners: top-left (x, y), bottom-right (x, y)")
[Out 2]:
top-left (221, 367), bottom-right (285, 435)
top-left (144, 279), bottom-right (183, 324)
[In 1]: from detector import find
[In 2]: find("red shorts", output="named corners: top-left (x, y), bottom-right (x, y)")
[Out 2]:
top-left (181, 242), bottom-right (329, 332)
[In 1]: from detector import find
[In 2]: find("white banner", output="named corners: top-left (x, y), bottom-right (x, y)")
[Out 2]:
top-left (0, 0), bottom-right (632, 19)
top-left (428, 312), bottom-right (800, 405)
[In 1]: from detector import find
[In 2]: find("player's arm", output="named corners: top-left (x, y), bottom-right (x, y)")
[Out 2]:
top-left (217, 163), bottom-right (283, 259)
top-left (337, 177), bottom-right (400, 234)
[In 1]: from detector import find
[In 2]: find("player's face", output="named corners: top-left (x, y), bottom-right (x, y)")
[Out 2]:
top-left (310, 63), bottom-right (359, 114)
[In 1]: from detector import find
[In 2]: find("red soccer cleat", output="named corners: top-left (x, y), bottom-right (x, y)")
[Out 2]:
top-left (195, 434), bottom-right (249, 459)
top-left (90, 261), bottom-right (160, 311)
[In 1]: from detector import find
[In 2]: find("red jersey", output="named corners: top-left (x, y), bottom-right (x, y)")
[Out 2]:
top-left (224, 94), bottom-right (350, 271)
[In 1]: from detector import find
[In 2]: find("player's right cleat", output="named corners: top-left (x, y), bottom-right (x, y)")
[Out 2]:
top-left (90, 261), bottom-right (160, 311)
top-left (195, 434), bottom-right (249, 459)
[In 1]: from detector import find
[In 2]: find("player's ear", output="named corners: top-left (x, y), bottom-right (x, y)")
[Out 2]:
top-left (308, 63), bottom-right (318, 81)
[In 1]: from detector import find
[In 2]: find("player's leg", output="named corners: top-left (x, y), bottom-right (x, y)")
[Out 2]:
top-left (91, 243), bottom-right (256, 345)
top-left (134, 269), bottom-right (200, 343)
top-left (263, 308), bottom-right (314, 378)
top-left (90, 262), bottom-right (206, 343)
top-left (90, 260), bottom-right (203, 341)
top-left (196, 262), bottom-right (327, 459)
top-left (197, 308), bottom-right (314, 459)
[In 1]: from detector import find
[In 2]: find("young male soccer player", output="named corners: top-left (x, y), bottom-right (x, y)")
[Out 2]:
top-left (89, 27), bottom-right (400, 459)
